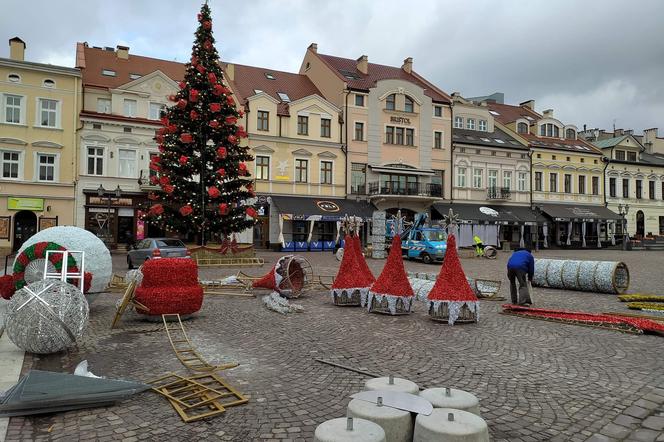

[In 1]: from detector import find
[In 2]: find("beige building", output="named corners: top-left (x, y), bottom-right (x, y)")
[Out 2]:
top-left (0, 37), bottom-right (81, 253)
top-left (300, 44), bottom-right (452, 218)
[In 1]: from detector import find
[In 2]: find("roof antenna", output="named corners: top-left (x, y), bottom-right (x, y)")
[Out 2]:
top-left (613, 119), bottom-right (616, 134)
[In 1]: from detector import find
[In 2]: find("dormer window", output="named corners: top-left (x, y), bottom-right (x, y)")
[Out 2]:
top-left (277, 92), bottom-right (291, 103)
top-left (479, 120), bottom-right (487, 131)
top-left (615, 150), bottom-right (625, 160)
top-left (264, 73), bottom-right (276, 80)
top-left (404, 96), bottom-right (414, 113)
top-left (102, 69), bottom-right (116, 77)
top-left (8, 74), bottom-right (20, 83)
top-left (517, 122), bottom-right (529, 134)
top-left (466, 118), bottom-right (476, 130)
top-left (43, 79), bottom-right (55, 88)
top-left (565, 128), bottom-right (576, 140)
top-left (627, 151), bottom-right (637, 162)
top-left (540, 123), bottom-right (559, 137)
top-left (454, 116), bottom-right (463, 129)
top-left (386, 94), bottom-right (395, 111)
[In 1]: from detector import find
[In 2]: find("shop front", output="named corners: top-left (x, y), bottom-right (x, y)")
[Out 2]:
top-left (268, 196), bottom-right (375, 251)
top-left (83, 191), bottom-right (149, 248)
top-left (539, 204), bottom-right (621, 248)
top-left (1, 196), bottom-right (66, 253)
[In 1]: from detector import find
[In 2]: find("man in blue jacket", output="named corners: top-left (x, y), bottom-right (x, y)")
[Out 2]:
top-left (506, 248), bottom-right (534, 305)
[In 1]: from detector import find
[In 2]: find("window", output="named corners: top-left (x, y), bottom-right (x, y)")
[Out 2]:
top-left (535, 171), bottom-right (543, 191)
top-left (355, 122), bottom-right (364, 141)
top-left (386, 94), bottom-right (395, 111)
top-left (456, 167), bottom-right (467, 188)
top-left (566, 157), bottom-right (570, 162)
top-left (404, 96), bottom-right (414, 113)
top-left (434, 106), bottom-right (442, 117)
top-left (578, 175), bottom-right (586, 194)
top-left (277, 92), bottom-right (290, 102)
top-left (123, 99), bottom-right (137, 118)
top-left (636, 179), bottom-right (642, 199)
top-left (649, 181), bottom-right (655, 200)
top-left (118, 149), bottom-right (137, 178)
top-left (405, 128), bottom-right (414, 146)
top-left (550, 173), bottom-right (558, 192)
top-left (627, 152), bottom-right (637, 162)
top-left (564, 174), bottom-right (572, 193)
top-left (8, 74), bottom-right (20, 83)
top-left (479, 120), bottom-right (487, 131)
top-left (466, 118), bottom-right (475, 130)
top-left (39, 99), bottom-right (57, 127)
top-left (257, 110), bottom-right (269, 131)
top-left (295, 159), bottom-right (308, 183)
top-left (623, 178), bottom-right (629, 198)
top-left (395, 127), bottom-right (404, 145)
top-left (540, 123), bottom-right (559, 137)
top-left (554, 126), bottom-right (560, 137)
top-left (355, 94), bottom-right (365, 107)
top-left (385, 126), bottom-right (394, 144)
top-left (297, 116), bottom-right (309, 135)
top-left (454, 116), bottom-right (463, 128)
top-left (97, 98), bottom-right (111, 114)
top-left (472, 168), bottom-right (483, 188)
top-left (431, 170), bottom-right (444, 196)
top-left (503, 171), bottom-right (512, 189)
top-left (37, 154), bottom-right (55, 181)
top-left (149, 103), bottom-right (165, 120)
top-left (615, 150), bottom-right (625, 160)
top-left (609, 177), bottom-right (616, 197)
top-left (320, 161), bottom-right (333, 184)
top-left (552, 155), bottom-right (557, 160)
top-left (1, 151), bottom-right (20, 179)
top-left (102, 69), bottom-right (116, 76)
top-left (319, 118), bottom-right (331, 138)
top-left (87, 147), bottom-right (104, 175)
top-left (255, 156), bottom-right (269, 180)
top-left (517, 122), bottom-right (528, 134)
top-left (351, 163), bottom-right (366, 194)
top-left (43, 79), bottom-right (55, 88)
top-left (123, 127), bottom-right (132, 133)
top-left (592, 176), bottom-right (599, 195)
top-left (4, 95), bottom-right (22, 123)
top-left (488, 169), bottom-right (498, 188)
top-left (518, 172), bottom-right (527, 191)
top-left (434, 131), bottom-right (442, 149)
top-left (565, 128), bottom-right (576, 140)
top-left (264, 73), bottom-right (276, 80)
top-left (129, 73), bottom-right (142, 80)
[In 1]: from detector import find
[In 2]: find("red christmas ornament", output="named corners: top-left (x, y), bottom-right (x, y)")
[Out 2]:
top-left (148, 192), bottom-right (158, 201)
top-left (191, 55), bottom-right (198, 66)
top-left (209, 103), bottom-right (221, 113)
top-left (189, 89), bottom-right (199, 102)
top-left (217, 168), bottom-right (226, 177)
top-left (179, 155), bottom-right (188, 165)
top-left (209, 120), bottom-right (219, 128)
top-left (236, 128), bottom-right (248, 139)
top-left (149, 176), bottom-right (158, 185)
top-left (149, 162), bottom-right (160, 172)
top-left (246, 207), bottom-right (257, 218)
top-left (159, 176), bottom-right (170, 186)
top-left (225, 116), bottom-right (237, 125)
top-left (196, 64), bottom-right (206, 74)
top-left (238, 162), bottom-right (248, 175)
top-left (216, 146), bottom-right (227, 158)
top-left (179, 81), bottom-right (186, 90)
top-left (190, 110), bottom-right (199, 120)
top-left (208, 72), bottom-right (217, 84)
top-left (180, 133), bottom-right (193, 143)
top-left (167, 124), bottom-right (177, 133)
top-left (160, 116), bottom-right (169, 126)
top-left (179, 205), bottom-right (193, 216)
top-left (218, 203), bottom-right (229, 215)
top-left (158, 145), bottom-right (165, 153)
top-left (212, 84), bottom-right (225, 96)
top-left (150, 204), bottom-right (164, 215)
top-left (207, 187), bottom-right (220, 198)
top-left (227, 135), bottom-right (238, 144)
top-left (203, 20), bottom-right (212, 30)
top-left (155, 134), bottom-right (164, 144)
top-left (168, 94), bottom-right (177, 102)
top-left (163, 184), bottom-right (175, 194)
top-left (177, 99), bottom-right (187, 109)
top-left (238, 109), bottom-right (244, 117)
top-left (226, 95), bottom-right (235, 105)
top-left (203, 40), bottom-right (213, 51)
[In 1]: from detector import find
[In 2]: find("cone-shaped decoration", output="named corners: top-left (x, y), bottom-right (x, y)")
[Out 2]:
top-left (252, 264), bottom-right (279, 291)
top-left (353, 235), bottom-right (375, 284)
top-left (367, 235), bottom-right (414, 314)
top-left (331, 235), bottom-right (371, 305)
top-left (427, 234), bottom-right (479, 324)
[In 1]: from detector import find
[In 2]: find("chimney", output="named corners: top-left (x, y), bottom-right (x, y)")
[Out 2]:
top-left (542, 109), bottom-right (554, 118)
top-left (643, 128), bottom-right (658, 154)
top-left (225, 63), bottom-right (235, 81)
top-left (116, 45), bottom-right (129, 59)
top-left (356, 55), bottom-right (368, 75)
top-left (624, 129), bottom-right (633, 136)
top-left (308, 43), bottom-right (317, 53)
top-left (519, 99), bottom-right (535, 110)
top-left (401, 57), bottom-right (413, 74)
top-left (615, 128), bottom-right (623, 137)
top-left (9, 37), bottom-right (26, 61)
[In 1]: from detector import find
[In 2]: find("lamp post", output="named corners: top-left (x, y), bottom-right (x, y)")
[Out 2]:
top-left (618, 203), bottom-right (630, 250)
top-left (97, 184), bottom-right (122, 246)
top-left (532, 204), bottom-right (541, 252)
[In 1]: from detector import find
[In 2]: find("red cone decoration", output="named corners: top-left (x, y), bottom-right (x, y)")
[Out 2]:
top-left (352, 235), bottom-right (375, 285)
top-left (366, 235), bottom-right (414, 314)
top-left (427, 234), bottom-right (479, 324)
top-left (252, 255), bottom-right (309, 298)
top-left (331, 235), bottom-right (374, 305)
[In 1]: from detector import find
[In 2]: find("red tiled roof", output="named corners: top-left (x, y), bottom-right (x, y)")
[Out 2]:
top-left (77, 43), bottom-right (185, 89)
top-left (80, 110), bottom-right (161, 126)
top-left (486, 102), bottom-right (541, 125)
top-left (316, 53), bottom-right (451, 104)
top-left (225, 63), bottom-right (323, 116)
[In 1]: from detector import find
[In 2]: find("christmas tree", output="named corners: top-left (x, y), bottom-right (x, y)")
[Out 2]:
top-left (144, 2), bottom-right (256, 245)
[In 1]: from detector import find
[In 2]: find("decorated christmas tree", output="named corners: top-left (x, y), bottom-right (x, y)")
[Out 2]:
top-left (144, 2), bottom-right (256, 244)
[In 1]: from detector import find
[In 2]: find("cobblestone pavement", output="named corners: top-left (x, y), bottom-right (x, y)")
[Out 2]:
top-left (5, 249), bottom-right (664, 441)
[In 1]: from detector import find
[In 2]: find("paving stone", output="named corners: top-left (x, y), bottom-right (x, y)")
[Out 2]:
top-left (642, 416), bottom-right (664, 431)
top-left (624, 406), bottom-right (652, 419)
top-left (585, 435), bottom-right (615, 442)
top-left (629, 428), bottom-right (662, 442)
top-left (614, 414), bottom-right (641, 428)
top-left (600, 423), bottom-right (632, 439)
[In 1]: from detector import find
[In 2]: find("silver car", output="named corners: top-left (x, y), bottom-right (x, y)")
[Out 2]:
top-left (127, 238), bottom-right (190, 269)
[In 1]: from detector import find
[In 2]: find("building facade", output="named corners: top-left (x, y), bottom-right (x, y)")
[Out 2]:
top-left (75, 43), bottom-right (183, 248)
top-left (0, 37), bottom-right (81, 253)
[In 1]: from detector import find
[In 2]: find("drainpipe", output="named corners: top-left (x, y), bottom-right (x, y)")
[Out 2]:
top-left (343, 89), bottom-right (349, 198)
top-left (602, 154), bottom-right (609, 207)
top-left (528, 150), bottom-right (533, 206)
top-left (449, 104), bottom-right (454, 203)
top-left (278, 115), bottom-right (282, 137)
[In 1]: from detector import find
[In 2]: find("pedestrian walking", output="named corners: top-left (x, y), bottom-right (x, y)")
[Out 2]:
top-left (506, 248), bottom-right (534, 306)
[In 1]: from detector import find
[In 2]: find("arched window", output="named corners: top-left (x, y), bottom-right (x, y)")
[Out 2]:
top-left (404, 96), bottom-right (414, 113)
top-left (517, 122), bottom-right (528, 134)
top-left (386, 94), bottom-right (395, 111)
top-left (565, 128), bottom-right (576, 140)
top-left (8, 74), bottom-right (20, 83)
top-left (553, 126), bottom-right (560, 137)
top-left (43, 79), bottom-right (55, 88)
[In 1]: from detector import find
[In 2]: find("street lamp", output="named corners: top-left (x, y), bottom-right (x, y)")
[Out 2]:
top-left (97, 184), bottom-right (122, 245)
top-left (618, 203), bottom-right (630, 250)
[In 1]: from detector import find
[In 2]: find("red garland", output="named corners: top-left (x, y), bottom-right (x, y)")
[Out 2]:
top-left (428, 235), bottom-right (477, 302)
top-left (238, 162), bottom-right (247, 175)
top-left (149, 162), bottom-right (160, 172)
top-left (218, 203), bottom-right (229, 215)
top-left (155, 134), bottom-right (164, 144)
top-left (369, 235), bottom-right (413, 297)
top-left (159, 176), bottom-right (170, 185)
top-left (196, 64), bottom-right (206, 74)
top-left (160, 116), bottom-right (169, 126)
top-left (208, 72), bottom-right (217, 84)
top-left (189, 89), bottom-right (199, 102)
top-left (207, 187), bottom-right (220, 198)
top-left (178, 81), bottom-right (186, 90)
top-left (203, 20), bottom-right (212, 30)
top-left (213, 84), bottom-right (226, 96)
top-left (149, 175), bottom-right (158, 185)
top-left (179, 205), bottom-right (193, 216)
top-left (209, 102), bottom-right (221, 113)
top-left (226, 95), bottom-right (234, 105)
top-left (167, 124), bottom-right (177, 133)
top-left (216, 146), bottom-right (227, 158)
top-left (191, 55), bottom-right (198, 66)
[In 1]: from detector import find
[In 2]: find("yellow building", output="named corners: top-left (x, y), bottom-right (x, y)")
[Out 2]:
top-left (0, 37), bottom-right (81, 253)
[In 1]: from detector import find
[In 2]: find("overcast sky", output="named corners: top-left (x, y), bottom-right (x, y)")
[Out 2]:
top-left (2, 0), bottom-right (663, 133)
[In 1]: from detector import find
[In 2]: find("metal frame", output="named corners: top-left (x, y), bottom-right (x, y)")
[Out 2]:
top-left (43, 250), bottom-right (85, 288)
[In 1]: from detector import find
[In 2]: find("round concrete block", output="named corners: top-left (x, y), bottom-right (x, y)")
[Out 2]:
top-left (414, 408), bottom-right (489, 442)
top-left (314, 417), bottom-right (386, 442)
top-left (365, 377), bottom-right (419, 395)
top-left (419, 388), bottom-right (481, 416)
top-left (347, 398), bottom-right (413, 442)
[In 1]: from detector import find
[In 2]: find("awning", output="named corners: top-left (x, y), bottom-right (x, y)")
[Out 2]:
top-left (269, 196), bottom-right (375, 221)
top-left (432, 203), bottom-right (545, 225)
top-left (539, 204), bottom-right (620, 222)
top-left (369, 165), bottom-right (435, 176)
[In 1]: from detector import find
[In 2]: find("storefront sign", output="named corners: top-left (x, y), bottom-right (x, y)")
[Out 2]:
top-left (570, 207), bottom-right (599, 218)
top-left (316, 200), bottom-right (340, 213)
top-left (88, 196), bottom-right (134, 206)
top-left (275, 175), bottom-right (290, 180)
top-left (7, 197), bottom-right (44, 211)
top-left (88, 207), bottom-right (114, 213)
top-left (390, 116), bottom-right (411, 125)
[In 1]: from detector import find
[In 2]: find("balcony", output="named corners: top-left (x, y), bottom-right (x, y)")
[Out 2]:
top-left (368, 181), bottom-right (443, 198)
top-left (487, 187), bottom-right (511, 200)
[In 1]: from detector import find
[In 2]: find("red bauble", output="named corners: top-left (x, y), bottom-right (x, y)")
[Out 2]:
top-left (167, 124), bottom-right (177, 133)
top-left (209, 120), bottom-right (219, 128)
top-left (163, 184), bottom-right (175, 194)
top-left (177, 99), bottom-right (187, 109)
top-left (236, 128), bottom-right (248, 139)
top-left (155, 134), bottom-right (164, 144)
top-left (218, 203), bottom-right (229, 215)
top-left (179, 205), bottom-right (193, 216)
top-left (191, 55), bottom-right (198, 66)
top-left (150, 204), bottom-right (164, 215)
top-left (203, 20), bottom-right (212, 30)
top-left (179, 155), bottom-right (188, 165)
top-left (238, 109), bottom-right (244, 117)
top-left (203, 40), bottom-right (213, 51)
top-left (217, 168), bottom-right (226, 177)
top-left (179, 81), bottom-right (186, 90)
top-left (207, 187), bottom-right (220, 198)
top-left (189, 89), bottom-right (199, 102)
top-left (213, 84), bottom-right (225, 96)
top-left (238, 162), bottom-right (248, 175)
top-left (209, 103), bottom-right (221, 113)
top-left (190, 110), bottom-right (199, 120)
top-left (168, 94), bottom-right (177, 102)
top-left (227, 135), bottom-right (238, 144)
top-left (208, 72), bottom-right (217, 84)
top-left (180, 133), bottom-right (193, 143)
top-left (225, 116), bottom-right (237, 125)
top-left (149, 162), bottom-right (160, 172)
top-left (216, 146), bottom-right (227, 158)
top-left (148, 192), bottom-right (158, 201)
top-left (226, 95), bottom-right (235, 105)
top-left (196, 64), bottom-right (206, 74)
top-left (149, 176), bottom-right (158, 185)
top-left (246, 207), bottom-right (257, 218)
top-left (159, 176), bottom-right (170, 185)
top-left (160, 116), bottom-right (169, 126)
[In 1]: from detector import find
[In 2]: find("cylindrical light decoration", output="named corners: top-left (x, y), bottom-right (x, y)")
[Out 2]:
top-left (532, 258), bottom-right (629, 294)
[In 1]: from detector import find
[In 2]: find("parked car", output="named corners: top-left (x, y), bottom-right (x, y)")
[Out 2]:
top-left (127, 238), bottom-right (190, 269)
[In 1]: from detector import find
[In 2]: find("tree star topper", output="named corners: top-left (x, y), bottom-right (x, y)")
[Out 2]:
top-left (442, 208), bottom-right (460, 230)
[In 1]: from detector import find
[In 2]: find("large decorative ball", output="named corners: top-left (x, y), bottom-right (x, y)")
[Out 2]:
top-left (5, 280), bottom-right (89, 354)
top-left (15, 226), bottom-right (112, 292)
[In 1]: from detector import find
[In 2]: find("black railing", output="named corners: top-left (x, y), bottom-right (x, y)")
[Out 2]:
top-left (350, 185), bottom-right (366, 195)
top-left (487, 187), bottom-right (511, 199)
top-left (368, 181), bottom-right (443, 197)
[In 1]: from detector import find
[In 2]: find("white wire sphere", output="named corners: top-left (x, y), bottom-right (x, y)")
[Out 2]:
top-left (5, 280), bottom-right (89, 354)
top-left (15, 226), bottom-right (112, 293)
